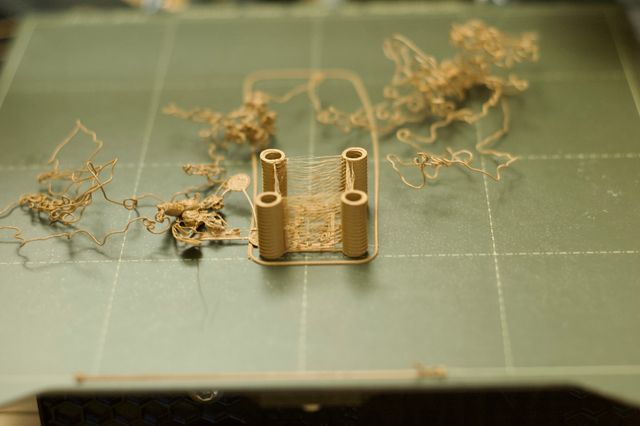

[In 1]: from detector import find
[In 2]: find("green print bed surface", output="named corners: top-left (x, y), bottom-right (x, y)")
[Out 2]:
top-left (0, 2), bottom-right (639, 407)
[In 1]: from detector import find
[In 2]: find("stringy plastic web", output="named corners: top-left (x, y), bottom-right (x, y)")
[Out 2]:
top-left (281, 155), bottom-right (344, 252)
top-left (0, 20), bottom-right (538, 250)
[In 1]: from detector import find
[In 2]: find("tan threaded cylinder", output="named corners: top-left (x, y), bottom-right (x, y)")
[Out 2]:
top-left (341, 147), bottom-right (368, 193)
top-left (260, 148), bottom-right (287, 196)
top-left (341, 190), bottom-right (368, 258)
top-left (256, 192), bottom-right (286, 260)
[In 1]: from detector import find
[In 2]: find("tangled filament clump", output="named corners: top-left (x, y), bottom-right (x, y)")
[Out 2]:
top-left (155, 191), bottom-right (241, 246)
top-left (0, 121), bottom-right (253, 247)
top-left (163, 91), bottom-right (276, 155)
top-left (315, 20), bottom-right (539, 188)
top-left (0, 121), bottom-right (153, 245)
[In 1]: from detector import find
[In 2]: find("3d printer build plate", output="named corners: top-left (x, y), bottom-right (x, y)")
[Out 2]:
top-left (0, 2), bottom-right (639, 407)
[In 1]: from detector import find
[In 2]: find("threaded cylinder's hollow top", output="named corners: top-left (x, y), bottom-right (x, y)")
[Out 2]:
top-left (256, 191), bottom-right (282, 207)
top-left (341, 190), bottom-right (368, 206)
top-left (260, 149), bottom-right (286, 163)
top-left (342, 147), bottom-right (367, 161)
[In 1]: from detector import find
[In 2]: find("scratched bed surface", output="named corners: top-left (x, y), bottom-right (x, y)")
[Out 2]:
top-left (0, 2), bottom-right (640, 407)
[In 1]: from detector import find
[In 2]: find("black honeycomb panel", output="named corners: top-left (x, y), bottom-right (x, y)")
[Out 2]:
top-left (40, 394), bottom-right (263, 426)
top-left (83, 400), bottom-right (112, 425)
top-left (38, 388), bottom-right (640, 426)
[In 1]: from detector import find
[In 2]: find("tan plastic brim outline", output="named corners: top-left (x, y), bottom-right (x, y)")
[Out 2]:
top-left (243, 69), bottom-right (380, 266)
